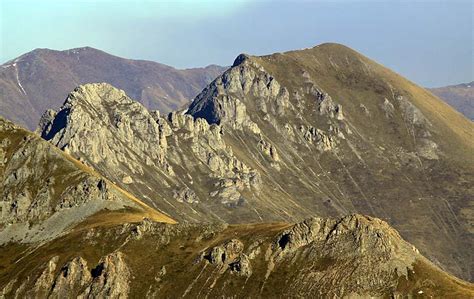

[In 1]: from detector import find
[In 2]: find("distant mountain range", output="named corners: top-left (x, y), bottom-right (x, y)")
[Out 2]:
top-left (428, 82), bottom-right (473, 120)
top-left (0, 47), bottom-right (227, 130)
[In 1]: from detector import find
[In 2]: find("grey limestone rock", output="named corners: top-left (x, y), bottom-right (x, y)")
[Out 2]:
top-left (84, 252), bottom-right (131, 298)
top-left (202, 238), bottom-right (252, 277)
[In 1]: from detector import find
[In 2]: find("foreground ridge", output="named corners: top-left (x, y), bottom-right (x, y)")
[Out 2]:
top-left (1, 214), bottom-right (473, 297)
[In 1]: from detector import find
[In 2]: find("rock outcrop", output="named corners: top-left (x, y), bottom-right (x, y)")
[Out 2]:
top-left (86, 252), bottom-right (131, 298)
top-left (50, 257), bottom-right (92, 298)
top-left (15, 252), bottom-right (130, 298)
top-left (202, 238), bottom-right (252, 277)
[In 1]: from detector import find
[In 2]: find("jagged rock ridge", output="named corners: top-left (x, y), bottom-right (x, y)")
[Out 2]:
top-left (38, 83), bottom-right (266, 222)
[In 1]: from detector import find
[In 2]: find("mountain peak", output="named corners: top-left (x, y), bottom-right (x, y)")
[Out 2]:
top-left (67, 83), bottom-right (129, 104)
top-left (232, 53), bottom-right (252, 67)
top-left (38, 82), bottom-right (144, 141)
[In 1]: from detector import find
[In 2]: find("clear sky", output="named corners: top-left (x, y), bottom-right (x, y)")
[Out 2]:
top-left (1, 0), bottom-right (472, 87)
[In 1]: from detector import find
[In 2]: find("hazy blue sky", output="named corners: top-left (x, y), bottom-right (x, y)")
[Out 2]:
top-left (1, 0), bottom-right (472, 87)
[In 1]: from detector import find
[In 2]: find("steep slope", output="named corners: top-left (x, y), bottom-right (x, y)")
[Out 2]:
top-left (0, 47), bottom-right (226, 130)
top-left (188, 43), bottom-right (474, 280)
top-left (39, 44), bottom-right (474, 281)
top-left (0, 116), bottom-right (174, 245)
top-left (429, 82), bottom-right (474, 120)
top-left (1, 214), bottom-right (473, 297)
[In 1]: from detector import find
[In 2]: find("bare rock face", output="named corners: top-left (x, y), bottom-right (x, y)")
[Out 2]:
top-left (28, 256), bottom-right (92, 298)
top-left (14, 252), bottom-right (130, 298)
top-left (382, 98), bottom-right (395, 118)
top-left (173, 187), bottom-right (198, 204)
top-left (188, 53), bottom-right (289, 133)
top-left (396, 95), bottom-right (439, 160)
top-left (39, 83), bottom-right (169, 173)
top-left (298, 125), bottom-right (338, 151)
top-left (85, 252), bottom-right (131, 298)
top-left (50, 257), bottom-right (92, 298)
top-left (258, 138), bottom-right (280, 162)
top-left (34, 256), bottom-right (60, 296)
top-left (202, 238), bottom-right (252, 277)
top-left (187, 53), bottom-right (347, 160)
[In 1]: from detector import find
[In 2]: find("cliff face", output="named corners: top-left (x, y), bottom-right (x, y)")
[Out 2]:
top-left (0, 47), bottom-right (227, 130)
top-left (2, 214), bottom-right (473, 298)
top-left (37, 44), bottom-right (474, 281)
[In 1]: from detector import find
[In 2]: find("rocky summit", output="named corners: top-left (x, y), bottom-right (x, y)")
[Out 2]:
top-left (1, 43), bottom-right (474, 297)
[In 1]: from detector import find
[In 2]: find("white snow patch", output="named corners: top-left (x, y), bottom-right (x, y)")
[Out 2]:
top-left (14, 64), bottom-right (27, 95)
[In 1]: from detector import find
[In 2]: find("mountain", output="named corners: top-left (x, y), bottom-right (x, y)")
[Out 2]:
top-left (0, 116), bottom-right (174, 245)
top-left (38, 43), bottom-right (474, 282)
top-left (2, 214), bottom-right (473, 297)
top-left (0, 47), bottom-right (227, 130)
top-left (1, 124), bottom-right (472, 297)
top-left (429, 82), bottom-right (474, 120)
